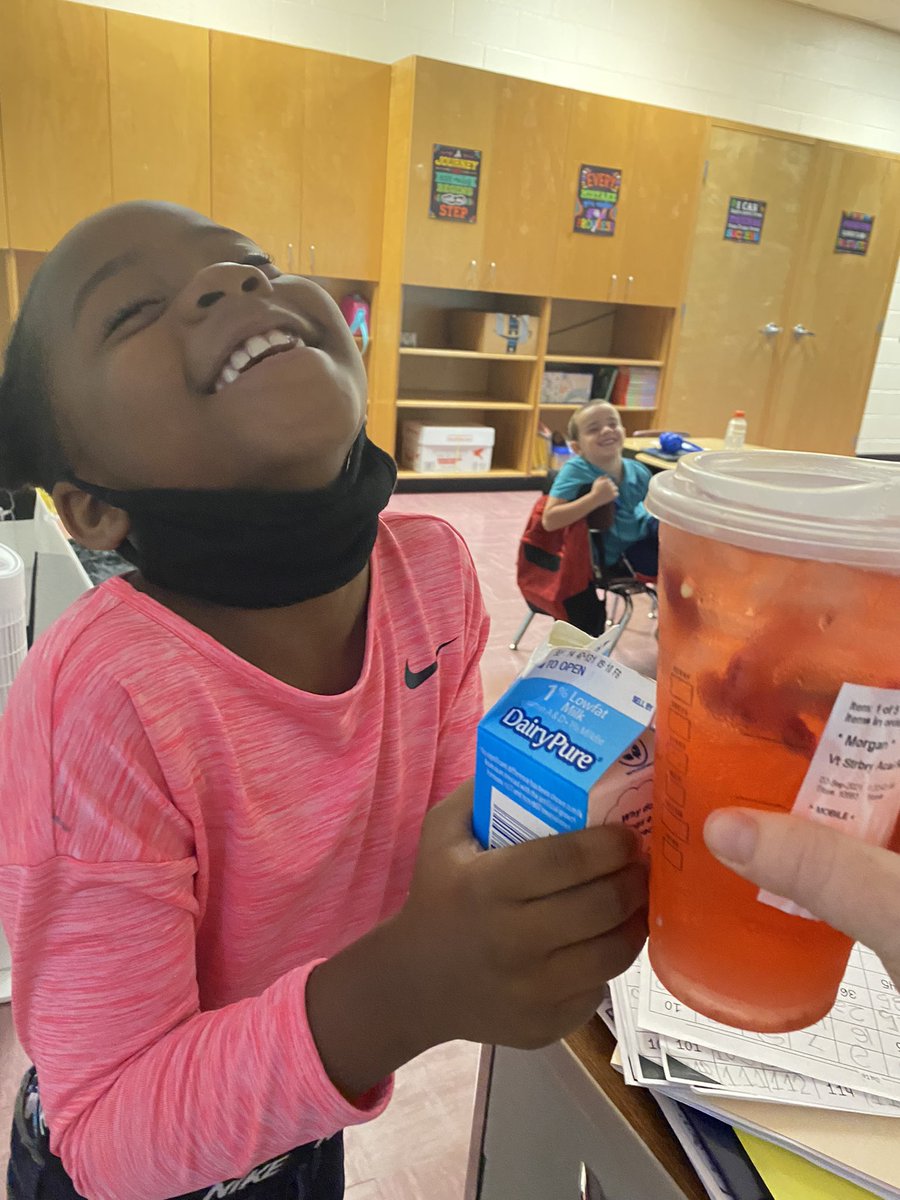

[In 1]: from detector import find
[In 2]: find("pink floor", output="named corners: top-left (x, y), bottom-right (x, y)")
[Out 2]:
top-left (0, 488), bottom-right (658, 1197)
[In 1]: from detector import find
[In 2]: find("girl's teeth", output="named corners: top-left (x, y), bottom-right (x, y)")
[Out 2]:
top-left (268, 330), bottom-right (293, 346)
top-left (222, 365), bottom-right (239, 384)
top-left (245, 335), bottom-right (271, 357)
top-left (230, 348), bottom-right (251, 369)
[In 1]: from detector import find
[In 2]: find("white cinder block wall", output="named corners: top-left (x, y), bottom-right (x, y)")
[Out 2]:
top-left (71, 0), bottom-right (900, 453)
top-left (858, 261), bottom-right (900, 457)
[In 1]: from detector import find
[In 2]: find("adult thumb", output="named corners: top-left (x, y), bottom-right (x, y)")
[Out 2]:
top-left (704, 809), bottom-right (900, 989)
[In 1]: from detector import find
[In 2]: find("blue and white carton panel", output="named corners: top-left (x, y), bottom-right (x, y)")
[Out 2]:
top-left (474, 643), bottom-right (656, 850)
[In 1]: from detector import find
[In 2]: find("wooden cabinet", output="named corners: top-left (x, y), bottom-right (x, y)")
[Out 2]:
top-left (552, 97), bottom-right (708, 306)
top-left (551, 92), bottom-right (638, 303)
top-left (402, 62), bottom-right (574, 295)
top-left (664, 126), bottom-right (900, 456)
top-left (210, 32), bottom-right (305, 269)
top-left (0, 0), bottom-right (112, 251)
top-left (107, 13), bottom-right (210, 213)
top-left (211, 37), bottom-right (389, 280)
top-left (663, 127), bottom-right (815, 439)
top-left (403, 59), bottom-right (499, 290)
top-left (301, 52), bottom-right (390, 280)
top-left (620, 106), bottom-right (709, 307)
top-left (764, 145), bottom-right (900, 455)
top-left (482, 78), bottom-right (571, 296)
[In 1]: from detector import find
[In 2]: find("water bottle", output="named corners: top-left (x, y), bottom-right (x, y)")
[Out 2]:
top-left (724, 410), bottom-right (747, 450)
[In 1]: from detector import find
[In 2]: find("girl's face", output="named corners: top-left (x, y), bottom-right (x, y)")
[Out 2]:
top-left (35, 202), bottom-right (367, 491)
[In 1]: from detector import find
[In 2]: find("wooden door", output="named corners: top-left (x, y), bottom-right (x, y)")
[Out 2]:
top-left (662, 126), bottom-right (814, 439)
top-left (301, 52), bottom-right (390, 281)
top-left (403, 59), bottom-right (497, 289)
top-left (763, 146), bottom-right (900, 455)
top-left (107, 13), bottom-right (210, 213)
top-left (0, 0), bottom-right (112, 251)
top-left (619, 106), bottom-right (708, 308)
top-left (551, 92), bottom-right (637, 303)
top-left (210, 32), bottom-right (304, 268)
top-left (481, 77), bottom-right (570, 296)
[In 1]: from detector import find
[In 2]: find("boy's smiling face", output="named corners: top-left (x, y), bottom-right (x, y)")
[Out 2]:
top-left (32, 201), bottom-right (367, 492)
top-left (572, 402), bottom-right (625, 467)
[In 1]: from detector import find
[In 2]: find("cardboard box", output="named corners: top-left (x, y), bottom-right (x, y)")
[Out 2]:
top-left (449, 310), bottom-right (539, 355)
top-left (473, 638), bottom-right (655, 850)
top-left (540, 370), bottom-right (593, 406)
top-left (401, 422), bottom-right (496, 474)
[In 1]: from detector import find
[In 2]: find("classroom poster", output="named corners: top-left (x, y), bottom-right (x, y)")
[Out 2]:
top-left (574, 165), bottom-right (621, 236)
top-left (724, 197), bottom-right (766, 243)
top-left (835, 211), bottom-right (874, 255)
top-left (429, 144), bottom-right (481, 223)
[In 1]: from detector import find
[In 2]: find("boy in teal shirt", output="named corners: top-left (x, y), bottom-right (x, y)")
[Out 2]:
top-left (542, 400), bottom-right (658, 576)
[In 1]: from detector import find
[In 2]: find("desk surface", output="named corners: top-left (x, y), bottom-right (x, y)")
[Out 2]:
top-left (565, 1018), bottom-right (709, 1199)
top-left (625, 436), bottom-right (762, 470)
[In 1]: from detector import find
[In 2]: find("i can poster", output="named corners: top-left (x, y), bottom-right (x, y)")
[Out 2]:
top-left (724, 197), bottom-right (766, 243)
top-left (574, 165), bottom-right (621, 236)
top-left (835, 211), bottom-right (874, 256)
top-left (429, 144), bottom-right (481, 223)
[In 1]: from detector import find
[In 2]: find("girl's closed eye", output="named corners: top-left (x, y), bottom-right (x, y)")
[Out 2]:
top-left (104, 297), bottom-right (164, 339)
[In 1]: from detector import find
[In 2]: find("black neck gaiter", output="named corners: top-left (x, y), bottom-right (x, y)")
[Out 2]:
top-left (69, 432), bottom-right (397, 608)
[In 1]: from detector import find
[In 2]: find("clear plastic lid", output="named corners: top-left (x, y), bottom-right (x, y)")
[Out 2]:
top-left (646, 450), bottom-right (900, 572)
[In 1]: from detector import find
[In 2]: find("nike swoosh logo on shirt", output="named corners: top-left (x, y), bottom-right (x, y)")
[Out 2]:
top-left (404, 639), bottom-right (458, 690)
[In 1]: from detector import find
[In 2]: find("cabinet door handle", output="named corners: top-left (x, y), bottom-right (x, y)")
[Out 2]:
top-left (610, 273), bottom-right (618, 298)
top-left (793, 323), bottom-right (816, 338)
top-left (760, 322), bottom-right (783, 336)
top-left (490, 260), bottom-right (497, 280)
top-left (309, 245), bottom-right (316, 274)
top-left (287, 243), bottom-right (294, 272)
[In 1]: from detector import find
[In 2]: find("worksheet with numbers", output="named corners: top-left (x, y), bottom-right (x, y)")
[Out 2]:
top-left (636, 944), bottom-right (900, 1104)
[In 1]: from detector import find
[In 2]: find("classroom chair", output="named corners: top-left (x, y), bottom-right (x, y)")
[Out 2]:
top-left (510, 492), bottom-right (657, 653)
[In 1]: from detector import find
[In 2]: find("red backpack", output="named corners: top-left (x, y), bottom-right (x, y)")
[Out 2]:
top-left (516, 495), bottom-right (598, 622)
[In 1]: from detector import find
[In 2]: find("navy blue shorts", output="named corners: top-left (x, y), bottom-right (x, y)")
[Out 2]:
top-left (8, 1069), bottom-right (345, 1200)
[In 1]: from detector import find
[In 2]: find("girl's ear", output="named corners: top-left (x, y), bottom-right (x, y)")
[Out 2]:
top-left (52, 482), bottom-right (131, 551)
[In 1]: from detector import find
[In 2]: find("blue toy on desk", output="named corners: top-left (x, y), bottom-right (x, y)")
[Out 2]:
top-left (658, 432), bottom-right (705, 455)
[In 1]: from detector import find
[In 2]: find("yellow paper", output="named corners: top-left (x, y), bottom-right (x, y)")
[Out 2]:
top-left (736, 1130), bottom-right (881, 1200)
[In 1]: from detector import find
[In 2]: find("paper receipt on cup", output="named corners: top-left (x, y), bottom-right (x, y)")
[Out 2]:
top-left (759, 684), bottom-right (900, 918)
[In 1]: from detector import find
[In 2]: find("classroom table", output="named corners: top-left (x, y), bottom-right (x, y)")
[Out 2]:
top-left (465, 1020), bottom-right (709, 1199)
top-left (624, 436), bottom-right (763, 471)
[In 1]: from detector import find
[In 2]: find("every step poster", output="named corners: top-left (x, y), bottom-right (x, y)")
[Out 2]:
top-left (430, 144), bottom-right (481, 223)
top-left (574, 164), bottom-right (621, 236)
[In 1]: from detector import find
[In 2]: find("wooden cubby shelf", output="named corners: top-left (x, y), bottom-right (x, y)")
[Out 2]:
top-left (544, 354), bottom-right (664, 367)
top-left (399, 348), bottom-right (537, 362)
top-left (539, 404), bottom-right (658, 414)
top-left (397, 397), bottom-right (530, 410)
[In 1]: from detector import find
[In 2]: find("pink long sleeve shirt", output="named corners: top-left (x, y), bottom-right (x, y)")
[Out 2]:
top-left (0, 513), bottom-right (488, 1200)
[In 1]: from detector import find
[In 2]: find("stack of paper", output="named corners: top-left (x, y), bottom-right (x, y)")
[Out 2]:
top-left (605, 944), bottom-right (900, 1199)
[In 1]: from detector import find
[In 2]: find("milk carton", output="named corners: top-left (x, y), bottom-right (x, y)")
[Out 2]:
top-left (473, 626), bottom-right (656, 850)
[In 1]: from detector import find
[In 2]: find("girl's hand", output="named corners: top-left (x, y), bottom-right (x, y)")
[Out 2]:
top-left (395, 781), bottom-right (648, 1050)
top-left (704, 809), bottom-right (900, 990)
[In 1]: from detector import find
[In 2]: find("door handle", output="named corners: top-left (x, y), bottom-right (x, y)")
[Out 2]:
top-left (490, 260), bottom-right (497, 283)
top-left (760, 322), bottom-right (783, 336)
top-left (626, 274), bottom-right (634, 295)
top-left (610, 273), bottom-right (618, 298)
top-left (309, 244), bottom-right (316, 274)
top-left (287, 243), bottom-right (294, 273)
top-left (793, 323), bottom-right (816, 338)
